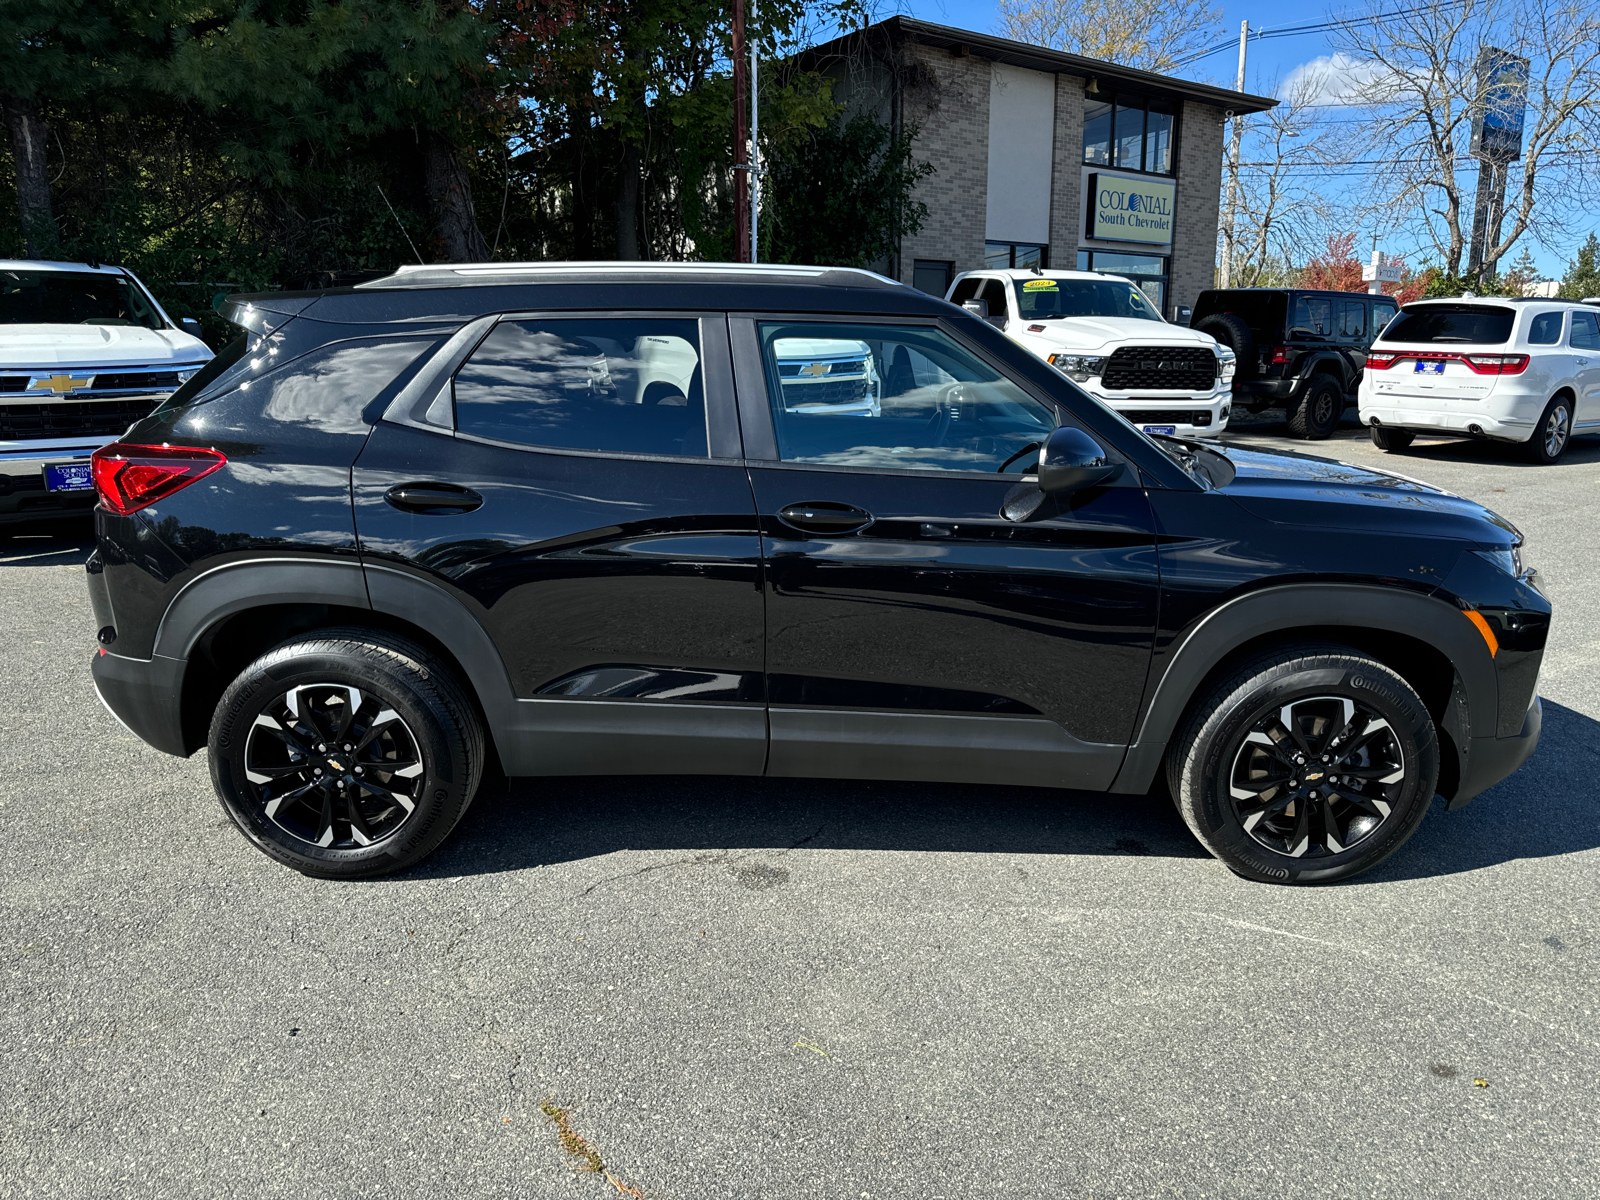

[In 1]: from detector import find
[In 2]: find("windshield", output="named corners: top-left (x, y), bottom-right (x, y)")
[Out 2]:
top-left (0, 269), bottom-right (166, 329)
top-left (1380, 304), bottom-right (1514, 345)
top-left (1013, 278), bottom-right (1164, 322)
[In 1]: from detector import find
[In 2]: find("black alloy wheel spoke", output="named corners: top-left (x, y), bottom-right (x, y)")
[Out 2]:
top-left (1338, 789), bottom-right (1389, 819)
top-left (346, 792), bottom-right (377, 844)
top-left (353, 713), bottom-right (402, 755)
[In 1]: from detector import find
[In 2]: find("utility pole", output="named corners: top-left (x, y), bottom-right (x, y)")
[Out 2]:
top-left (732, 0), bottom-right (750, 263)
top-left (1218, 21), bottom-right (1248, 289)
top-left (750, 0), bottom-right (760, 264)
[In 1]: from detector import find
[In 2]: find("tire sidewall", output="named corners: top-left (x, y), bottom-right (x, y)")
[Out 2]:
top-left (1526, 397), bottom-right (1571, 463)
top-left (1181, 661), bottom-right (1438, 884)
top-left (1298, 379), bottom-right (1343, 439)
top-left (209, 644), bottom-right (470, 876)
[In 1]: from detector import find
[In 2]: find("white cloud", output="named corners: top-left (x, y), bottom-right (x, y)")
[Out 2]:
top-left (1280, 54), bottom-right (1396, 108)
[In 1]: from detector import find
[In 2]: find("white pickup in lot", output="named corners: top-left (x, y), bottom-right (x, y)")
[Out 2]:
top-left (1358, 296), bottom-right (1600, 464)
top-left (946, 268), bottom-right (1233, 437)
top-left (1, 260), bottom-right (212, 523)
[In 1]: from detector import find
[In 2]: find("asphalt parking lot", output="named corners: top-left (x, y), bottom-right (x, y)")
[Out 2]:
top-left (3, 416), bottom-right (1598, 1199)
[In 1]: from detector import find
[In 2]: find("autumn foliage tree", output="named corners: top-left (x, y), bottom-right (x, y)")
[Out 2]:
top-left (1297, 233), bottom-right (1427, 304)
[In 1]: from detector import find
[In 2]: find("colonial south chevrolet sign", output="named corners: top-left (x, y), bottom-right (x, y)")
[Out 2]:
top-left (1086, 173), bottom-right (1176, 247)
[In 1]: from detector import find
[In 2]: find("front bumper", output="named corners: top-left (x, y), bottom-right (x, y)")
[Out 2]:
top-left (0, 438), bottom-right (111, 524)
top-left (1448, 695), bottom-right (1541, 809)
top-left (1086, 386), bottom-right (1231, 436)
top-left (91, 648), bottom-right (191, 757)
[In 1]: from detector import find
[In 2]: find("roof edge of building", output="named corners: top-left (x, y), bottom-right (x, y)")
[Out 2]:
top-left (798, 16), bottom-right (1278, 116)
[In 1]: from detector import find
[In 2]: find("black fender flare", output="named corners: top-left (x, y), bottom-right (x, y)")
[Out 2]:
top-left (1108, 583), bottom-right (1496, 794)
top-left (1294, 352), bottom-right (1354, 396)
top-left (153, 556), bottom-right (522, 755)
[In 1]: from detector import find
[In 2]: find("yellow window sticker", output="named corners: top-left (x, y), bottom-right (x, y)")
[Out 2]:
top-left (1022, 279), bottom-right (1058, 290)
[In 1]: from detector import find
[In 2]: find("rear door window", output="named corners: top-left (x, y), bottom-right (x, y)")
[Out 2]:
top-left (1338, 300), bottom-right (1366, 340)
top-left (1379, 305), bottom-right (1515, 345)
top-left (1291, 296), bottom-right (1335, 338)
top-left (1570, 311), bottom-right (1600, 350)
top-left (453, 318), bottom-right (706, 457)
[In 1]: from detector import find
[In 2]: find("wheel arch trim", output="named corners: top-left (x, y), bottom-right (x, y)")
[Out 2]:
top-left (1109, 582), bottom-right (1495, 794)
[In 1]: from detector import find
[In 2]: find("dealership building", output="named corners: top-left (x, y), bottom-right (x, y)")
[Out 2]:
top-left (804, 18), bottom-right (1278, 320)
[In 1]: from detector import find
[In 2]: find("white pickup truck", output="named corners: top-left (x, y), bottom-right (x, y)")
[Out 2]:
top-left (1, 260), bottom-right (212, 525)
top-left (946, 268), bottom-right (1234, 437)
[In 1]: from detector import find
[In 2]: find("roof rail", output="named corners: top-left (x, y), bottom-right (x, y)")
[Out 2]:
top-left (363, 261), bottom-right (905, 289)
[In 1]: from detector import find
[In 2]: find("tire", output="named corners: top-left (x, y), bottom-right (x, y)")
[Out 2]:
top-left (1286, 376), bottom-right (1344, 439)
top-left (1195, 314), bottom-right (1257, 380)
top-left (1522, 395), bottom-right (1573, 464)
top-left (1166, 644), bottom-right (1439, 885)
top-left (1370, 425), bottom-right (1415, 452)
top-left (208, 628), bottom-right (485, 879)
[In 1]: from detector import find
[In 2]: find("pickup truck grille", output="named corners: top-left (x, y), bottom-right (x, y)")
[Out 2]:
top-left (1101, 347), bottom-right (1217, 391)
top-left (1122, 409), bottom-right (1213, 427)
top-left (0, 398), bottom-right (159, 440)
top-left (780, 378), bottom-right (871, 408)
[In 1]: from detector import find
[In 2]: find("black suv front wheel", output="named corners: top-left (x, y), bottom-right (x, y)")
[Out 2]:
top-left (1168, 645), bottom-right (1438, 884)
top-left (208, 629), bottom-right (485, 879)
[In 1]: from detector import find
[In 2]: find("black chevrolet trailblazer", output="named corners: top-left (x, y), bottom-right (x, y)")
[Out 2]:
top-left (83, 263), bottom-right (1549, 883)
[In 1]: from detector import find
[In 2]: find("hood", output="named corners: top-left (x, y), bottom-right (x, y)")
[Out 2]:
top-left (1022, 316), bottom-right (1219, 352)
top-left (1209, 442), bottom-right (1518, 543)
top-left (0, 324), bottom-right (211, 368)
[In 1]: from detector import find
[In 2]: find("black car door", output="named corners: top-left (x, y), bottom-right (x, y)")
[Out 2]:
top-left (730, 314), bottom-right (1160, 791)
top-left (351, 312), bottom-right (767, 778)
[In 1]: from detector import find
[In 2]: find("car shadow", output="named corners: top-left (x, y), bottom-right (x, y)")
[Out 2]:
top-left (418, 699), bottom-right (1598, 885)
top-left (1222, 410), bottom-right (1600, 469)
top-left (0, 518), bottom-right (94, 567)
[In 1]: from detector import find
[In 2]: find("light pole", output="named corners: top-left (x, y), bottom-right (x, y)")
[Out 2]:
top-left (1219, 20), bottom-right (1248, 289)
top-left (750, 0), bottom-right (760, 265)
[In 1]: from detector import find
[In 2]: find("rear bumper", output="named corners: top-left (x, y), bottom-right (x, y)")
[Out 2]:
top-left (90, 648), bottom-right (191, 757)
top-left (1447, 695), bottom-right (1541, 810)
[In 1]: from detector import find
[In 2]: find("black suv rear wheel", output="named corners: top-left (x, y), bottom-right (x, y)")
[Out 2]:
top-left (1287, 376), bottom-right (1344, 439)
top-left (208, 629), bottom-right (485, 879)
top-left (1167, 644), bottom-right (1438, 884)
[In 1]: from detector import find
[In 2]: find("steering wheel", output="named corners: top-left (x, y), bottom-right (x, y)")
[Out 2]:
top-left (925, 382), bottom-right (967, 445)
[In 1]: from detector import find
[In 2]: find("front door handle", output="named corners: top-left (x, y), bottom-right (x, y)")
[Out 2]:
top-left (777, 501), bottom-right (873, 535)
top-left (384, 482), bottom-right (484, 514)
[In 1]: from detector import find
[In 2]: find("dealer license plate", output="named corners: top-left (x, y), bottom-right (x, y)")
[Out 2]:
top-left (1142, 424), bottom-right (1177, 435)
top-left (1414, 360), bottom-right (1446, 374)
top-left (44, 463), bottom-right (94, 492)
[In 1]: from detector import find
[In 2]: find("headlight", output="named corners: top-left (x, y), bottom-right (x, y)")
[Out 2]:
top-left (1473, 546), bottom-right (1524, 577)
top-left (1216, 348), bottom-right (1236, 383)
top-left (1047, 353), bottom-right (1106, 383)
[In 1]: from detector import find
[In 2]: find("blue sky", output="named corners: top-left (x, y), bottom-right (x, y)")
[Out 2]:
top-left (880, 0), bottom-right (1585, 279)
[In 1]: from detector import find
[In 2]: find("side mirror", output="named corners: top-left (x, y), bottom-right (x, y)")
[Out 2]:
top-left (1037, 426), bottom-right (1122, 493)
top-left (962, 299), bottom-right (988, 319)
top-left (179, 317), bottom-right (203, 338)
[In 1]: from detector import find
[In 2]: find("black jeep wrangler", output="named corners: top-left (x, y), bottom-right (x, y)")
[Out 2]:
top-left (1192, 288), bottom-right (1399, 439)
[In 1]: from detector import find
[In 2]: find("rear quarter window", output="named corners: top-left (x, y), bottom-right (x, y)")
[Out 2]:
top-left (1527, 311), bottom-right (1565, 345)
top-left (1379, 305), bottom-right (1514, 345)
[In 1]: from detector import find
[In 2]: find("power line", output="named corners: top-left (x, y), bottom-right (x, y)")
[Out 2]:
top-left (1174, 1), bottom-right (1467, 70)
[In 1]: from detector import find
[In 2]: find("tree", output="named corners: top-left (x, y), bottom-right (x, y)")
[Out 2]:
top-left (995, 0), bottom-right (1223, 73)
top-left (1558, 232), bottom-right (1600, 298)
top-left (1499, 244), bottom-right (1542, 294)
top-left (1332, 0), bottom-right (1600, 285)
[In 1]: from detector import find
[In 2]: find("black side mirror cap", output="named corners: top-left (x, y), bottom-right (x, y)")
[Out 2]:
top-left (179, 317), bottom-right (203, 336)
top-left (1037, 425), bottom-right (1122, 493)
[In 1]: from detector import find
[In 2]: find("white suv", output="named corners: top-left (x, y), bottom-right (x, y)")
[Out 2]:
top-left (945, 269), bottom-right (1234, 437)
top-left (1358, 296), bottom-right (1599, 464)
top-left (2, 260), bottom-right (213, 524)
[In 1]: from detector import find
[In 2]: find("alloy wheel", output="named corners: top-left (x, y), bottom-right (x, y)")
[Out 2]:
top-left (243, 683), bottom-right (424, 848)
top-left (1543, 403), bottom-right (1571, 458)
top-left (1228, 695), bottom-right (1406, 858)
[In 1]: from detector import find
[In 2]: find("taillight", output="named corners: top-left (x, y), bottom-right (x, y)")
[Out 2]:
top-left (1463, 354), bottom-right (1530, 375)
top-left (91, 442), bottom-right (227, 516)
top-left (1366, 352), bottom-right (1399, 369)
top-left (1270, 345), bottom-right (1291, 365)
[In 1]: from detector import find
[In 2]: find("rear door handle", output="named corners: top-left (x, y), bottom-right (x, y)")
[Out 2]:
top-left (384, 482), bottom-right (484, 514)
top-left (777, 501), bottom-right (873, 535)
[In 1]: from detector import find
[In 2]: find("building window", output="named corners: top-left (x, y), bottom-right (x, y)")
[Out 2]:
top-left (984, 242), bottom-right (1048, 270)
top-left (1083, 96), bottom-right (1175, 175)
top-left (912, 259), bottom-right (954, 297)
top-left (1077, 250), bottom-right (1169, 317)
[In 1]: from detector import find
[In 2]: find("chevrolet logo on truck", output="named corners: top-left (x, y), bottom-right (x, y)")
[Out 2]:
top-left (28, 373), bottom-right (94, 394)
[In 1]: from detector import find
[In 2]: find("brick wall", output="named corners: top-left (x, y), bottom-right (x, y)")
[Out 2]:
top-left (897, 45), bottom-right (991, 285)
top-left (1170, 100), bottom-right (1225, 312)
top-left (1048, 73), bottom-right (1086, 266)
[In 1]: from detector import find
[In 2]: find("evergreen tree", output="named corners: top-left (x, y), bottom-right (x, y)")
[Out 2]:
top-left (1559, 233), bottom-right (1600, 299)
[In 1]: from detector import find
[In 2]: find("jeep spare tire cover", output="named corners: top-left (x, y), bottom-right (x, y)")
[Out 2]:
top-left (1196, 313), bottom-right (1257, 379)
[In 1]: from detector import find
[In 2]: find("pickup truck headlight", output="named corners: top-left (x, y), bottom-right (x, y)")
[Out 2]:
top-left (1216, 348), bottom-right (1236, 383)
top-left (1047, 353), bottom-right (1106, 383)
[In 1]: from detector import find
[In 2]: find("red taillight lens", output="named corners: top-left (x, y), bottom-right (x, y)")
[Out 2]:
top-left (1270, 345), bottom-right (1291, 365)
top-left (1366, 352), bottom-right (1399, 369)
top-left (1462, 354), bottom-right (1530, 375)
top-left (91, 442), bottom-right (226, 516)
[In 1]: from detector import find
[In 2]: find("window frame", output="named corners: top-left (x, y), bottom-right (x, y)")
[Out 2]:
top-left (912, 259), bottom-right (955, 297)
top-left (985, 242), bottom-right (1050, 270)
top-left (1081, 94), bottom-right (1178, 179)
top-left (430, 310), bottom-right (742, 464)
top-left (727, 312), bottom-right (1141, 485)
top-left (1566, 309), bottom-right (1600, 350)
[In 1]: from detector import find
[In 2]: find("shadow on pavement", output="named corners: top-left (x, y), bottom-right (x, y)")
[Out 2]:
top-left (0, 517), bottom-right (94, 567)
top-left (417, 772), bottom-right (1209, 881)
top-left (1367, 698), bottom-right (1600, 883)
